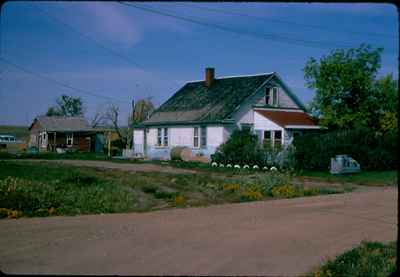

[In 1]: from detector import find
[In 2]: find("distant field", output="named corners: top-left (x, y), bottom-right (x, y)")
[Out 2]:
top-left (0, 125), bottom-right (29, 141)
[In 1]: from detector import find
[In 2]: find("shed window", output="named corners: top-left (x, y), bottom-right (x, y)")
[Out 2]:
top-left (157, 128), bottom-right (162, 146)
top-left (200, 127), bottom-right (207, 147)
top-left (193, 127), bottom-right (199, 147)
top-left (66, 133), bottom-right (73, 146)
top-left (163, 128), bottom-right (168, 146)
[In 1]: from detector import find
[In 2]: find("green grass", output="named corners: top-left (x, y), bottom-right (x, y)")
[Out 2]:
top-left (0, 161), bottom-right (348, 218)
top-left (0, 125), bottom-right (29, 141)
top-left (309, 241), bottom-right (396, 277)
top-left (300, 170), bottom-right (398, 186)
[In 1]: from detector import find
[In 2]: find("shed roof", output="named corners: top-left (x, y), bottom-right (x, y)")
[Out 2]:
top-left (30, 116), bottom-right (93, 132)
top-left (255, 109), bottom-right (318, 128)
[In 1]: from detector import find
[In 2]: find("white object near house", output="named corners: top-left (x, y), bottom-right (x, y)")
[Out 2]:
top-left (219, 163), bottom-right (225, 168)
top-left (226, 164), bottom-right (232, 168)
top-left (253, 165), bottom-right (259, 169)
top-left (270, 166), bottom-right (278, 171)
top-left (263, 166), bottom-right (268, 170)
top-left (330, 154), bottom-right (361, 175)
top-left (234, 164), bottom-right (241, 169)
top-left (243, 165), bottom-right (250, 169)
top-left (211, 162), bottom-right (218, 167)
top-left (132, 68), bottom-right (322, 161)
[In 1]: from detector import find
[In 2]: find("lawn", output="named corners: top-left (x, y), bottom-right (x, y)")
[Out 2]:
top-left (299, 170), bottom-right (397, 186)
top-left (0, 160), bottom-right (346, 218)
top-left (309, 241), bottom-right (396, 277)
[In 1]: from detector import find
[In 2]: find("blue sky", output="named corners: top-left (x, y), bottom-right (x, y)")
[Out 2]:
top-left (0, 1), bottom-right (398, 126)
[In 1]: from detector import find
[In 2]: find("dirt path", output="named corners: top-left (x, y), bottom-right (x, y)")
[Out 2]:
top-left (5, 159), bottom-right (197, 174)
top-left (0, 187), bottom-right (396, 275)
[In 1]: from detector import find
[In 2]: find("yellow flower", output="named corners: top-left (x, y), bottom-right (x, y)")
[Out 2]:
top-left (174, 195), bottom-right (185, 206)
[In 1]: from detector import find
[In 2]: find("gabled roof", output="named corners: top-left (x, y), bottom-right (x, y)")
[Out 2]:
top-left (142, 73), bottom-right (275, 125)
top-left (29, 116), bottom-right (92, 132)
top-left (255, 109), bottom-right (318, 128)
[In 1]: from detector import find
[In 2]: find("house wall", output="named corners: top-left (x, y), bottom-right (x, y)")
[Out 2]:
top-left (234, 77), bottom-right (301, 128)
top-left (133, 125), bottom-right (232, 160)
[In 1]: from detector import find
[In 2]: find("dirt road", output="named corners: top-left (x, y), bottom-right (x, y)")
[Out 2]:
top-left (6, 159), bottom-right (197, 174)
top-left (0, 187), bottom-right (396, 275)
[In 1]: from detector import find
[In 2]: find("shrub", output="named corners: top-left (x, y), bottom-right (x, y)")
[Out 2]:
top-left (293, 127), bottom-right (397, 170)
top-left (211, 129), bottom-right (264, 166)
top-left (141, 185), bottom-right (157, 194)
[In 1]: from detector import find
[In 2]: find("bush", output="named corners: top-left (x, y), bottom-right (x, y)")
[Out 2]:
top-left (293, 127), bottom-right (397, 170)
top-left (211, 128), bottom-right (264, 166)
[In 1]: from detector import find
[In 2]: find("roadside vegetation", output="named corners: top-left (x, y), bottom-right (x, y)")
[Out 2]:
top-left (0, 160), bottom-right (348, 219)
top-left (309, 241), bottom-right (396, 277)
top-left (300, 170), bottom-right (397, 187)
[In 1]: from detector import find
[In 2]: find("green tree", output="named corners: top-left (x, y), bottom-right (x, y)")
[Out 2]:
top-left (374, 74), bottom-right (398, 134)
top-left (46, 95), bottom-right (84, 117)
top-left (304, 44), bottom-right (384, 130)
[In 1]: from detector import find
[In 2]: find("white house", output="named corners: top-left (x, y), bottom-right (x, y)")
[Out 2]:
top-left (132, 68), bottom-right (321, 161)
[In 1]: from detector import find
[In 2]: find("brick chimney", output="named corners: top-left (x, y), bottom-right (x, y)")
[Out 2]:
top-left (205, 67), bottom-right (215, 87)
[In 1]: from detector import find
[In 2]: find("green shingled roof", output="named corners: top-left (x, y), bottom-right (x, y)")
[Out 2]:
top-left (142, 73), bottom-right (274, 125)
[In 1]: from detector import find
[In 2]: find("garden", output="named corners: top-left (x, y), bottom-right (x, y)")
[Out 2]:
top-left (0, 160), bottom-right (348, 219)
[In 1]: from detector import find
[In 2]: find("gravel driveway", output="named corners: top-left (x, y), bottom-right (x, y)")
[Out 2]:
top-left (0, 187), bottom-right (396, 275)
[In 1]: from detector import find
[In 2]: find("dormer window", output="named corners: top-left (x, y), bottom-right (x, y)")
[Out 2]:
top-left (265, 87), bottom-right (279, 106)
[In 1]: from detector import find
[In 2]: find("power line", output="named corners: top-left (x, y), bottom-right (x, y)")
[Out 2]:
top-left (31, 4), bottom-right (145, 71)
top-left (179, 4), bottom-right (398, 39)
top-left (118, 2), bottom-right (366, 51)
top-left (0, 56), bottom-right (128, 103)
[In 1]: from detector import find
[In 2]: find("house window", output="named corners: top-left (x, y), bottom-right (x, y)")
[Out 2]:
top-left (66, 133), bottom-right (73, 146)
top-left (163, 128), bottom-right (168, 146)
top-left (274, 130), bottom-right (282, 147)
top-left (271, 87), bottom-right (279, 106)
top-left (200, 127), bottom-right (207, 148)
top-left (265, 88), bottom-right (270, 105)
top-left (193, 127), bottom-right (199, 147)
top-left (157, 128), bottom-right (162, 146)
top-left (263, 130), bottom-right (271, 147)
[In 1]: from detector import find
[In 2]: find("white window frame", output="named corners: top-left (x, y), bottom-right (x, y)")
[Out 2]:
top-left (66, 133), bottom-right (74, 146)
top-left (157, 128), bottom-right (162, 146)
top-left (193, 127), bottom-right (199, 148)
top-left (41, 132), bottom-right (47, 147)
top-left (273, 130), bottom-right (282, 147)
top-left (200, 126), bottom-right (207, 148)
top-left (271, 87), bottom-right (279, 106)
top-left (163, 128), bottom-right (169, 146)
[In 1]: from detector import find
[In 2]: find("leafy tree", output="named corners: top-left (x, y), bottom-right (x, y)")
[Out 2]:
top-left (304, 44), bottom-right (384, 130)
top-left (46, 95), bottom-right (84, 117)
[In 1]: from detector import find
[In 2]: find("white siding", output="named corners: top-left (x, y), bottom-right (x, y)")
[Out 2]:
top-left (170, 127), bottom-right (194, 147)
top-left (207, 126), bottom-right (225, 148)
top-left (133, 129), bottom-right (144, 154)
top-left (254, 111), bottom-right (282, 130)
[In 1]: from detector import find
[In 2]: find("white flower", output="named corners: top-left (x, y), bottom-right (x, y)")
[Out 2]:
top-left (243, 165), bottom-right (249, 169)
top-left (262, 166), bottom-right (268, 170)
top-left (226, 164), bottom-right (232, 168)
top-left (270, 166), bottom-right (278, 171)
top-left (211, 162), bottom-right (218, 167)
top-left (219, 163), bottom-right (225, 168)
top-left (253, 165), bottom-right (259, 169)
top-left (234, 164), bottom-right (241, 169)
